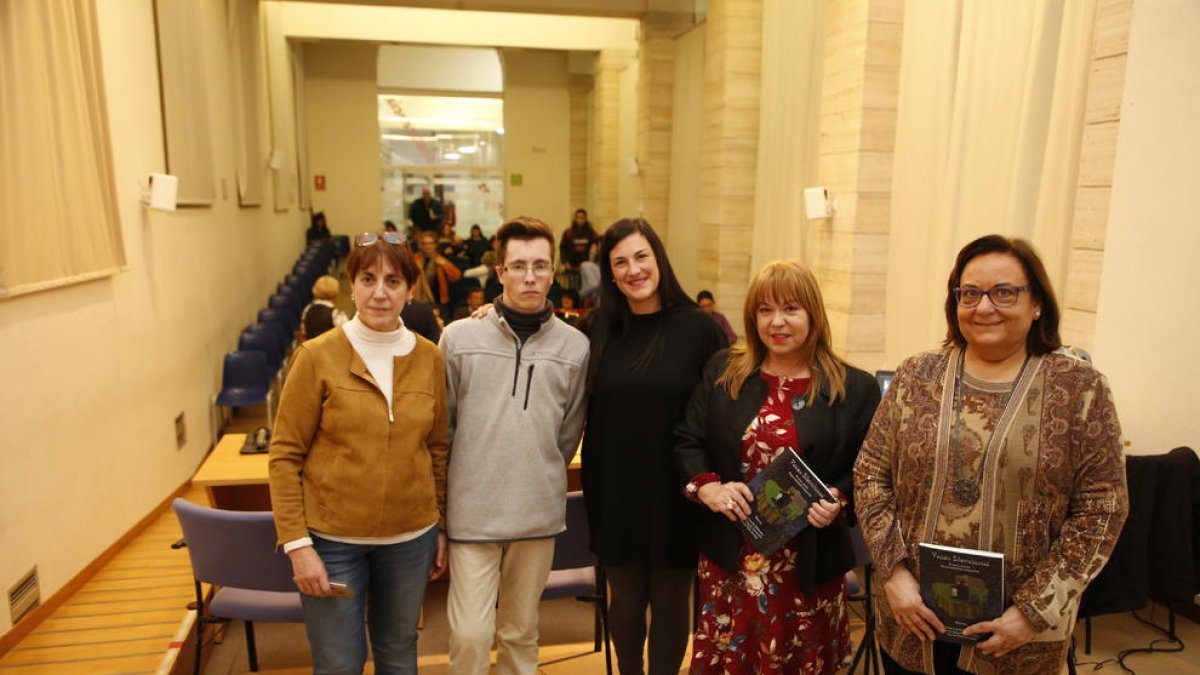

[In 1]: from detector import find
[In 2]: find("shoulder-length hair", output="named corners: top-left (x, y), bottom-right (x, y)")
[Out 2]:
top-left (942, 234), bottom-right (1062, 355)
top-left (345, 237), bottom-right (418, 287)
top-left (717, 259), bottom-right (848, 403)
top-left (579, 218), bottom-right (694, 388)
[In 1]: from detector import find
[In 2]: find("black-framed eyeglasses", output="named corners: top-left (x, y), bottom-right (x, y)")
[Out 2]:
top-left (502, 262), bottom-right (554, 278)
top-left (953, 284), bottom-right (1032, 308)
top-left (355, 232), bottom-right (406, 247)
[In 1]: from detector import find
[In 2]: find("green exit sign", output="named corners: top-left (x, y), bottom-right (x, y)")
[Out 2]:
top-left (510, 173), bottom-right (523, 187)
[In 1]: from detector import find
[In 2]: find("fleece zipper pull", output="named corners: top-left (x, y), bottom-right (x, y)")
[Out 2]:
top-left (523, 364), bottom-right (535, 410)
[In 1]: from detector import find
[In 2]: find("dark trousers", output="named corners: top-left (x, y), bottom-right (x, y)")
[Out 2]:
top-left (881, 642), bottom-right (971, 675)
top-left (606, 562), bottom-right (694, 675)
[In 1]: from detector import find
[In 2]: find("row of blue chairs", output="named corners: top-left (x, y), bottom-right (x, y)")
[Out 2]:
top-left (213, 240), bottom-right (338, 436)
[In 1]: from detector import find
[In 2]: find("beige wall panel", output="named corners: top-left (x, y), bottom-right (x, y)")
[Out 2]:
top-left (845, 311), bottom-right (886, 354)
top-left (862, 64), bottom-right (901, 109)
top-left (1093, 0), bottom-right (1133, 59)
top-left (869, 0), bottom-right (906, 24)
top-left (865, 20), bottom-right (904, 69)
top-left (1077, 121), bottom-right (1119, 187)
top-left (1064, 247), bottom-right (1102, 312)
top-left (831, 192), bottom-right (892, 234)
top-left (856, 151), bottom-right (895, 192)
top-left (821, 110), bottom-right (866, 154)
top-left (1071, 187), bottom-right (1112, 250)
top-left (1085, 55), bottom-right (1127, 124)
top-left (1061, 308), bottom-right (1096, 349)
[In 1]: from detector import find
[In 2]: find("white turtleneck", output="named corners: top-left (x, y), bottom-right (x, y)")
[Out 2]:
top-left (341, 314), bottom-right (415, 412)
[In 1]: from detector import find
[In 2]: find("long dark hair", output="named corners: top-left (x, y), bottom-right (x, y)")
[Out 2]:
top-left (580, 218), bottom-right (695, 388)
top-left (942, 234), bottom-right (1062, 355)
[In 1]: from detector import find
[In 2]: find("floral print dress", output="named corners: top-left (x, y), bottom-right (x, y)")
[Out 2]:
top-left (691, 374), bottom-right (851, 674)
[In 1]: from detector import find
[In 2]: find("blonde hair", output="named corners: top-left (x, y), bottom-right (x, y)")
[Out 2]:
top-left (311, 275), bottom-right (340, 301)
top-left (716, 259), bottom-right (848, 403)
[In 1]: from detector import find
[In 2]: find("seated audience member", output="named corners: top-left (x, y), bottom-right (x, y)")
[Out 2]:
top-left (439, 222), bottom-right (465, 260)
top-left (464, 224), bottom-right (491, 267)
top-left (697, 289), bottom-right (738, 346)
top-left (383, 220), bottom-right (399, 232)
top-left (555, 288), bottom-right (584, 326)
top-left (414, 230), bottom-right (463, 318)
top-left (300, 275), bottom-right (347, 341)
top-left (306, 211), bottom-right (331, 244)
top-left (453, 287), bottom-right (486, 321)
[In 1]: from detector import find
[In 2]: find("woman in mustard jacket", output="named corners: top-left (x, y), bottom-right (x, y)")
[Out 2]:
top-left (269, 231), bottom-right (449, 674)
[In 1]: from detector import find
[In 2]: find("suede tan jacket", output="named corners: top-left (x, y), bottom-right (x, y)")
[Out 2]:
top-left (268, 327), bottom-right (450, 547)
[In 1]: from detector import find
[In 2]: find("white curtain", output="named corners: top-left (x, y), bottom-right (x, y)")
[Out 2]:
top-left (884, 0), bottom-right (1097, 363)
top-left (154, 0), bottom-right (216, 205)
top-left (750, 0), bottom-right (825, 272)
top-left (228, 0), bottom-right (264, 206)
top-left (0, 0), bottom-right (125, 298)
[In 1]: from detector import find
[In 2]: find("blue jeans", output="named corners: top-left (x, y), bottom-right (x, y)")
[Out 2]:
top-left (302, 528), bottom-right (438, 674)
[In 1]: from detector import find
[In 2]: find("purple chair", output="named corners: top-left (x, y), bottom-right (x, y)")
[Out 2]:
top-left (541, 491), bottom-right (612, 674)
top-left (172, 498), bottom-right (305, 674)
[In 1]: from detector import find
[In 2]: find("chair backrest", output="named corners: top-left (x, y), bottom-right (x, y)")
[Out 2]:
top-left (238, 330), bottom-right (282, 370)
top-left (550, 491), bottom-right (595, 571)
top-left (259, 308), bottom-right (297, 333)
top-left (222, 350), bottom-right (270, 390)
top-left (172, 498), bottom-right (297, 593)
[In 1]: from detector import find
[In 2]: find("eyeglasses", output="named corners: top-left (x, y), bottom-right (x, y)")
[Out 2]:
top-left (503, 262), bottom-right (554, 278)
top-left (355, 232), bottom-right (406, 247)
top-left (953, 284), bottom-right (1032, 308)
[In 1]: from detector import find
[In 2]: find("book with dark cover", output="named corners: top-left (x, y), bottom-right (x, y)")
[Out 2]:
top-left (736, 448), bottom-right (835, 556)
top-left (918, 543), bottom-right (1005, 644)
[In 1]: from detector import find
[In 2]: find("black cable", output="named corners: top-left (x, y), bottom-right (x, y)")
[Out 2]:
top-left (1068, 606), bottom-right (1185, 674)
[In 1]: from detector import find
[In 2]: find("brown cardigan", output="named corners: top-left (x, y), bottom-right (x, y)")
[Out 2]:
top-left (268, 327), bottom-right (449, 547)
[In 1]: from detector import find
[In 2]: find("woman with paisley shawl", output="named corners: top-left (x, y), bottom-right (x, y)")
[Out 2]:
top-left (853, 235), bottom-right (1128, 674)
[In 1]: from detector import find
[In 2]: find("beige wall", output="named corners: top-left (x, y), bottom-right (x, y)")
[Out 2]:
top-left (1092, 0), bottom-right (1200, 455)
top-left (0, 0), bottom-right (304, 635)
top-left (303, 42), bottom-right (381, 234)
top-left (503, 49), bottom-right (572, 228)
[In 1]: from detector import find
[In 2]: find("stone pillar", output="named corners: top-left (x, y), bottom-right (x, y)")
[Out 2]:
top-left (589, 50), bottom-right (635, 230)
top-left (698, 0), bottom-right (763, 310)
top-left (638, 14), bottom-right (687, 232)
top-left (812, 0), bottom-right (903, 368)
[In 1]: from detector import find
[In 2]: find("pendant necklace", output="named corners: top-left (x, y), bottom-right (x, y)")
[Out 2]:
top-left (951, 350), bottom-right (1031, 507)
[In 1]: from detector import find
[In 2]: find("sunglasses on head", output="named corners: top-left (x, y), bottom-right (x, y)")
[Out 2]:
top-left (355, 232), bottom-right (407, 247)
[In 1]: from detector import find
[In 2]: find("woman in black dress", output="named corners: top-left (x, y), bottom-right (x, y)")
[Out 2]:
top-left (579, 218), bottom-right (726, 675)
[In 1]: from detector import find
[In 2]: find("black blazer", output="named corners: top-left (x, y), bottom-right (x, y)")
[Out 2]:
top-left (675, 350), bottom-right (881, 592)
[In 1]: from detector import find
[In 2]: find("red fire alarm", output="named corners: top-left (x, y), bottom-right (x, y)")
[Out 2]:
top-left (314, 175), bottom-right (326, 191)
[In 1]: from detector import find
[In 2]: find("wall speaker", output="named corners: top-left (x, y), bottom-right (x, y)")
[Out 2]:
top-left (146, 173), bottom-right (178, 212)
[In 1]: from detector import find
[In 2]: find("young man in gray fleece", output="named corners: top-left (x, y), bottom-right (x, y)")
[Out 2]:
top-left (439, 216), bottom-right (589, 675)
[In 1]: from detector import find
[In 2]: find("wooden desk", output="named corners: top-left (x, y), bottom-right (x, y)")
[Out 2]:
top-left (193, 433), bottom-right (585, 509)
top-left (192, 433), bottom-right (272, 511)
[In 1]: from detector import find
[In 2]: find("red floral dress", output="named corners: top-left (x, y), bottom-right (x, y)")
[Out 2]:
top-left (690, 374), bottom-right (851, 674)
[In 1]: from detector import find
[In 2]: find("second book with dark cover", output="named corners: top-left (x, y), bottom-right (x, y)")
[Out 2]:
top-left (918, 543), bottom-right (1005, 644)
top-left (736, 448), bottom-right (834, 556)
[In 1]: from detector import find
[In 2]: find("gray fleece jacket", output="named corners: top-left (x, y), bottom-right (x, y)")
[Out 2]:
top-left (439, 306), bottom-right (589, 542)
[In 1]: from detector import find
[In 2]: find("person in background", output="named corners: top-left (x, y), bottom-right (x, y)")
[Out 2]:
top-left (299, 275), bottom-right (348, 341)
top-left (854, 234), bottom-right (1128, 674)
top-left (439, 221), bottom-right (465, 260)
top-left (268, 231), bottom-right (448, 674)
top-left (560, 209), bottom-right (600, 278)
top-left (464, 224), bottom-right (491, 267)
top-left (403, 274), bottom-right (443, 344)
top-left (440, 217), bottom-right (589, 675)
top-left (409, 187), bottom-right (443, 234)
top-left (384, 220), bottom-right (399, 232)
top-left (578, 218), bottom-right (726, 675)
top-left (696, 289), bottom-right (738, 346)
top-left (414, 230), bottom-right (463, 319)
top-left (675, 259), bottom-right (880, 673)
top-left (306, 211), bottom-right (331, 244)
top-left (453, 287), bottom-right (486, 322)
top-left (554, 288), bottom-right (584, 326)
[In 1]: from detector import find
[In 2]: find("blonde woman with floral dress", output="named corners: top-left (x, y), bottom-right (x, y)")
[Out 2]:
top-left (675, 260), bottom-right (881, 673)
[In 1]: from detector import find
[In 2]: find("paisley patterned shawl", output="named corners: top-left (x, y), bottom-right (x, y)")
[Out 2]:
top-left (853, 349), bottom-right (1128, 674)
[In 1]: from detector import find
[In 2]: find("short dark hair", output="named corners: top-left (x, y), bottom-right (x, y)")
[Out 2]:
top-left (496, 217), bottom-right (555, 264)
top-left (696, 290), bottom-right (715, 303)
top-left (943, 234), bottom-right (1062, 355)
top-left (346, 237), bottom-right (418, 287)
